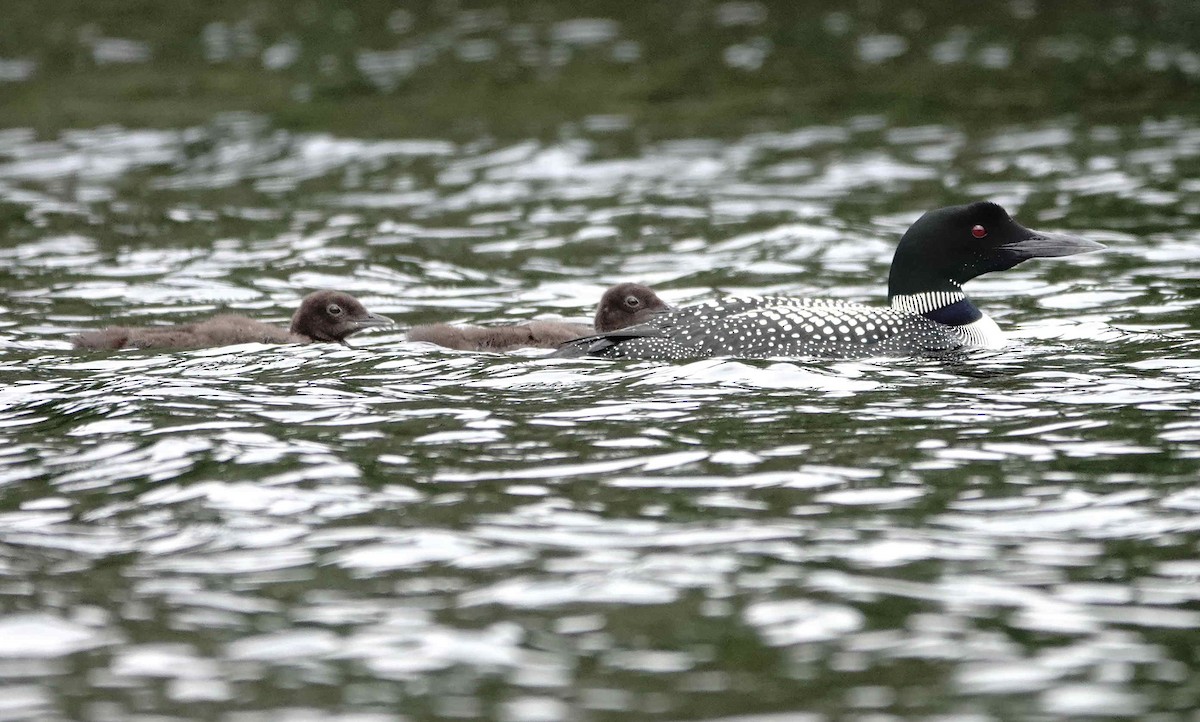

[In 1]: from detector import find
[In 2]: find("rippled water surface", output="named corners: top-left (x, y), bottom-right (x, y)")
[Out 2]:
top-left (4, 5), bottom-right (1200, 722)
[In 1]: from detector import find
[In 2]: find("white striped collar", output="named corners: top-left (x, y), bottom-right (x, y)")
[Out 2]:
top-left (889, 290), bottom-right (967, 315)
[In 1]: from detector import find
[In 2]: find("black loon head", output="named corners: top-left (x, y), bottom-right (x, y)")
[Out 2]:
top-left (887, 202), bottom-right (1104, 299)
top-left (290, 290), bottom-right (393, 344)
top-left (594, 283), bottom-right (672, 332)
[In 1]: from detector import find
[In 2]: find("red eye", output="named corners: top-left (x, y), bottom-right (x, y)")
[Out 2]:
top-left (971, 225), bottom-right (988, 239)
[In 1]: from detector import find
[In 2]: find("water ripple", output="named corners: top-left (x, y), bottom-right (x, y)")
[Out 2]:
top-left (2, 108), bottom-right (1200, 719)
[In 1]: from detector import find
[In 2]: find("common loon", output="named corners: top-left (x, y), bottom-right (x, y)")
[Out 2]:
top-left (72, 290), bottom-right (392, 350)
top-left (408, 282), bottom-right (670, 352)
top-left (554, 202), bottom-right (1103, 360)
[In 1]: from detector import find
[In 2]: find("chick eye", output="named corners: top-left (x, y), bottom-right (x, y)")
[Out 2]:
top-left (971, 224), bottom-right (988, 239)
top-left (625, 295), bottom-right (641, 308)
top-left (327, 304), bottom-right (343, 316)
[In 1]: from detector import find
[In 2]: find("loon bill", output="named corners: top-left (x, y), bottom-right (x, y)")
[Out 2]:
top-left (554, 202), bottom-right (1104, 361)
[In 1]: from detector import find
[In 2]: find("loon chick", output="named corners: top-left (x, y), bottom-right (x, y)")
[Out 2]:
top-left (408, 282), bottom-right (670, 352)
top-left (555, 202), bottom-right (1104, 360)
top-left (72, 290), bottom-right (392, 350)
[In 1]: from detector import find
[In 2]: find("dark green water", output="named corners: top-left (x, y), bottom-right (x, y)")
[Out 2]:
top-left (2, 3), bottom-right (1200, 721)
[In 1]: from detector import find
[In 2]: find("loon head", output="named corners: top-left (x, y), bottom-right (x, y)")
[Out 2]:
top-left (290, 290), bottom-right (393, 344)
top-left (594, 283), bottom-right (672, 332)
top-left (887, 202), bottom-right (1104, 299)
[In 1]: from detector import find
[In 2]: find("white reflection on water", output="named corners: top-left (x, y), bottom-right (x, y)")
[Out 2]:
top-left (744, 599), bottom-right (864, 645)
top-left (0, 613), bottom-right (111, 658)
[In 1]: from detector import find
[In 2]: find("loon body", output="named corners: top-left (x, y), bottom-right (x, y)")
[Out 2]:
top-left (73, 290), bottom-right (393, 350)
top-left (408, 282), bottom-right (670, 352)
top-left (555, 202), bottom-right (1103, 360)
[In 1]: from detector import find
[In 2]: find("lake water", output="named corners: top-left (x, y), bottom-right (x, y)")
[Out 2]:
top-left (2, 3), bottom-right (1200, 721)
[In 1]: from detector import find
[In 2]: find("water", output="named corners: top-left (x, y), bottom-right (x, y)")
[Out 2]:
top-left (4, 4), bottom-right (1200, 722)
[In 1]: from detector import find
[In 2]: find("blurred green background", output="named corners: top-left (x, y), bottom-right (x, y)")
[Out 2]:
top-left (4, 0), bottom-right (1198, 139)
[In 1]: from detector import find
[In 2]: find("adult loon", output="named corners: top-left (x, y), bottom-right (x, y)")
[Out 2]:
top-left (408, 282), bottom-right (670, 352)
top-left (554, 202), bottom-right (1103, 360)
top-left (73, 290), bottom-right (392, 350)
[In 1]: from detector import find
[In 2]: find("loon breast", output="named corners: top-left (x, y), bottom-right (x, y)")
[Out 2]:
top-left (557, 296), bottom-right (965, 360)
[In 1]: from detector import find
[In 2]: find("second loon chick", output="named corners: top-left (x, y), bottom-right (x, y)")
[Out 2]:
top-left (72, 290), bottom-right (392, 350)
top-left (408, 282), bottom-right (670, 352)
top-left (555, 202), bottom-right (1104, 360)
